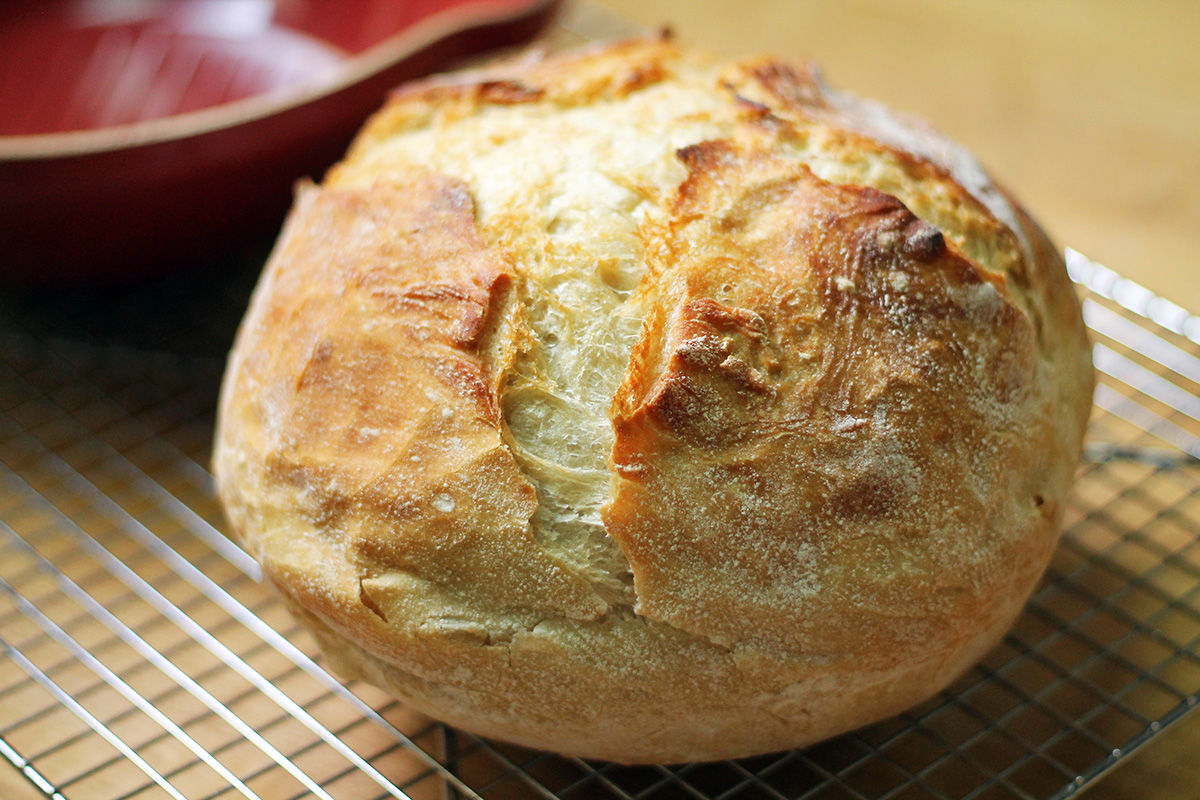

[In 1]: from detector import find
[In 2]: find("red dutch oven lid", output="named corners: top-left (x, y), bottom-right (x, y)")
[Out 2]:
top-left (0, 0), bottom-right (560, 284)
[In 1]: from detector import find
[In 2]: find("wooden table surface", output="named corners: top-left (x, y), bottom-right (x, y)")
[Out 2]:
top-left (1, 3), bottom-right (1196, 800)
top-left (588, 2), bottom-right (1200, 798)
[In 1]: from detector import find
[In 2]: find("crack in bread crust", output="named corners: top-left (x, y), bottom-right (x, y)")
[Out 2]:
top-left (610, 138), bottom-right (1043, 657)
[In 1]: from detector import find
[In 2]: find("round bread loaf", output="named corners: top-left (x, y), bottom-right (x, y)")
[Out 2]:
top-left (214, 37), bottom-right (1094, 763)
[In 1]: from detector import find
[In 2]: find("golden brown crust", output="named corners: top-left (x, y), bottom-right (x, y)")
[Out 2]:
top-left (608, 138), bottom-right (1043, 660)
top-left (216, 171), bottom-right (608, 627)
top-left (214, 38), bottom-right (1093, 763)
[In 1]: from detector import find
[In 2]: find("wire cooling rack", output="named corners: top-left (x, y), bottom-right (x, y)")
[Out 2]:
top-left (1, 248), bottom-right (1198, 800)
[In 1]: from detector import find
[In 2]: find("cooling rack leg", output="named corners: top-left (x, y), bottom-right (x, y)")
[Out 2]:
top-left (439, 724), bottom-right (465, 800)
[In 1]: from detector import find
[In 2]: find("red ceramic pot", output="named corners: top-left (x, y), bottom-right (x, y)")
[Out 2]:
top-left (0, 0), bottom-right (560, 285)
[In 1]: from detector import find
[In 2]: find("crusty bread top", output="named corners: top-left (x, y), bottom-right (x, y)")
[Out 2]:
top-left (215, 36), bottom-right (1092, 686)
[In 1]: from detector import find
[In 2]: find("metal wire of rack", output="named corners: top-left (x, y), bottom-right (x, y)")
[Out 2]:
top-left (0, 248), bottom-right (1198, 800)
